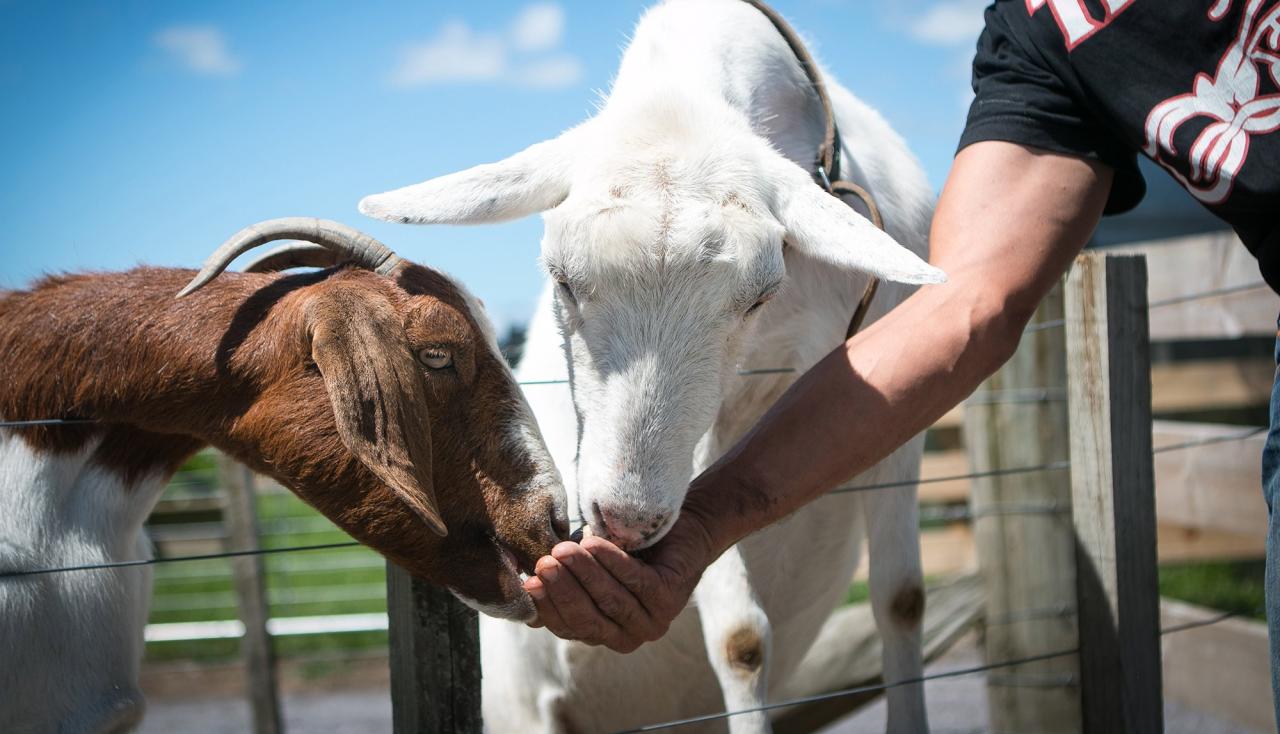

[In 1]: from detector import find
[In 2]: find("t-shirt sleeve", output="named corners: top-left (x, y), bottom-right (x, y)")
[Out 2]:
top-left (958, 7), bottom-right (1146, 215)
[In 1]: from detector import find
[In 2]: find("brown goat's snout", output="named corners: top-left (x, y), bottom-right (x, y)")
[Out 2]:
top-left (505, 491), bottom-right (572, 570)
top-left (547, 494), bottom-right (573, 544)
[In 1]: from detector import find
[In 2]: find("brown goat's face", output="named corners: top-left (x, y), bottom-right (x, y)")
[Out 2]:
top-left (244, 266), bottom-right (567, 621)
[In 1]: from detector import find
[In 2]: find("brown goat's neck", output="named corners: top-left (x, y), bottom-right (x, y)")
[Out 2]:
top-left (0, 267), bottom-right (323, 481)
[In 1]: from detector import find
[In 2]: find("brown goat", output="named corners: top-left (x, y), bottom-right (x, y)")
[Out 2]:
top-left (0, 219), bottom-right (566, 731)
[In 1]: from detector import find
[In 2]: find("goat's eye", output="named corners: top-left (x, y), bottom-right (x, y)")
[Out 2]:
top-left (746, 292), bottom-right (776, 317)
top-left (556, 280), bottom-right (578, 306)
top-left (417, 348), bottom-right (454, 370)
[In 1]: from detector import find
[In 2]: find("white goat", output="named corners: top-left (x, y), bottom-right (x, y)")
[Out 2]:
top-left (360, 1), bottom-right (940, 731)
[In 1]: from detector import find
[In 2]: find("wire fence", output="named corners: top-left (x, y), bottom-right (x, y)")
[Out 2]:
top-left (616, 609), bottom-right (1256, 733)
top-left (1023, 280), bottom-right (1268, 334)
top-left (2, 279), bottom-right (1266, 431)
top-left (1, 274), bottom-right (1273, 730)
top-left (0, 424), bottom-right (1264, 581)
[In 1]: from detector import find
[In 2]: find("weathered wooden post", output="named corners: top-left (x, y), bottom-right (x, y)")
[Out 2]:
top-left (220, 455), bottom-right (283, 734)
top-left (1065, 253), bottom-right (1162, 733)
top-left (386, 565), bottom-right (482, 733)
top-left (966, 282), bottom-right (1082, 733)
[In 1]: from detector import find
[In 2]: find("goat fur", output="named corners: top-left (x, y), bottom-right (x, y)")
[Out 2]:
top-left (361, 1), bottom-right (936, 731)
top-left (0, 264), bottom-right (567, 732)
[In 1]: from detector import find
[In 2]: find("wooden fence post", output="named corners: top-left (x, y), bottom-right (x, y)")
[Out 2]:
top-left (1065, 253), bottom-right (1163, 733)
top-left (220, 455), bottom-right (283, 734)
top-left (966, 282), bottom-right (1082, 733)
top-left (386, 564), bottom-right (482, 734)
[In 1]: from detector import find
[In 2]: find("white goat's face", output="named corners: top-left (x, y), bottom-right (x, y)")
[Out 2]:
top-left (541, 182), bottom-right (787, 547)
top-left (359, 113), bottom-right (944, 550)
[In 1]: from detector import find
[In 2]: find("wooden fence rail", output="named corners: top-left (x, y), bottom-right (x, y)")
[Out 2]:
top-left (386, 566), bottom-right (482, 734)
top-left (219, 455), bottom-right (283, 734)
top-left (966, 283), bottom-right (1080, 733)
top-left (1065, 253), bottom-right (1163, 733)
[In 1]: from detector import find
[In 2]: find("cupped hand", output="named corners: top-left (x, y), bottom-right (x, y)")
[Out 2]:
top-left (522, 508), bottom-right (717, 653)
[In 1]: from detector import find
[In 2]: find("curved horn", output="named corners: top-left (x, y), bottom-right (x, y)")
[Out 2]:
top-left (177, 217), bottom-right (404, 297)
top-left (242, 243), bottom-right (348, 274)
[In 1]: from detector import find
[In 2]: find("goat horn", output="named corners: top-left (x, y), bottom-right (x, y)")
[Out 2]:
top-left (177, 217), bottom-right (404, 297)
top-left (241, 243), bottom-right (348, 274)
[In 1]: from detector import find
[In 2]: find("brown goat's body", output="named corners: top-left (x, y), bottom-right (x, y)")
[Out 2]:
top-left (0, 259), bottom-right (565, 732)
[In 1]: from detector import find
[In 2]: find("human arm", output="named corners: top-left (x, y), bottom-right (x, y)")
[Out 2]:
top-left (525, 141), bottom-right (1115, 651)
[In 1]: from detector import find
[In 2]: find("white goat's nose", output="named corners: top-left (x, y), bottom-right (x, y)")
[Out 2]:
top-left (593, 502), bottom-right (670, 551)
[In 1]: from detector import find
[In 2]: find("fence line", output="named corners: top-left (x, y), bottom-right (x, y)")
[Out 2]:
top-left (1, 279), bottom-right (1269, 428)
top-left (0, 259), bottom-right (1264, 730)
top-left (0, 541), bottom-right (361, 580)
top-left (617, 607), bottom-right (1249, 734)
top-left (0, 425), bottom-right (1264, 581)
top-left (0, 418), bottom-right (98, 427)
top-left (614, 648), bottom-right (1083, 733)
top-left (1022, 279), bottom-right (1268, 334)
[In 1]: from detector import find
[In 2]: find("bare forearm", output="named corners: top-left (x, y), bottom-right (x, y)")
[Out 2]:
top-left (687, 142), bottom-right (1114, 554)
top-left (686, 278), bottom-right (1018, 550)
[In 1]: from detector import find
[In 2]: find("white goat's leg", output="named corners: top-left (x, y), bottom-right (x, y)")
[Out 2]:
top-left (694, 546), bottom-right (772, 734)
top-left (861, 480), bottom-right (928, 733)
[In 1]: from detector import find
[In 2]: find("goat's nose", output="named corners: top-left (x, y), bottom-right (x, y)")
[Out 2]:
top-left (594, 502), bottom-right (669, 551)
top-left (549, 502), bottom-right (571, 542)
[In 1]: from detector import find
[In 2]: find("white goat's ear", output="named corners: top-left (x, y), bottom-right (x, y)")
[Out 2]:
top-left (768, 156), bottom-right (946, 285)
top-left (358, 129), bottom-right (580, 225)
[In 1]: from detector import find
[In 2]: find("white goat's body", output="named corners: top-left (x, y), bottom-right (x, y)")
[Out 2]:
top-left (480, 1), bottom-right (934, 731)
top-left (0, 433), bottom-right (162, 733)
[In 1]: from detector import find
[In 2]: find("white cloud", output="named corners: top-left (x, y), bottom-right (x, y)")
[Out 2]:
top-left (510, 3), bottom-right (564, 52)
top-left (909, 1), bottom-right (989, 46)
top-left (154, 26), bottom-right (241, 77)
top-left (390, 22), bottom-right (505, 86)
top-left (516, 55), bottom-right (584, 88)
top-left (389, 2), bottom-right (581, 90)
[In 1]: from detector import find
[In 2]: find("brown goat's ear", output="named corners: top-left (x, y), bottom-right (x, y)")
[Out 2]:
top-left (308, 289), bottom-right (447, 537)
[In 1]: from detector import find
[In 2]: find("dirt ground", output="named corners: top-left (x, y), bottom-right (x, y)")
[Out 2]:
top-left (140, 635), bottom-right (1266, 733)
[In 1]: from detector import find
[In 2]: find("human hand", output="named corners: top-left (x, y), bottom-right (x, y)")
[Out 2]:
top-left (522, 507), bottom-right (718, 653)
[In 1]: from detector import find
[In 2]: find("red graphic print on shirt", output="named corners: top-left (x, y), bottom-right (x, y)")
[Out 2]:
top-left (1143, 0), bottom-right (1280, 204)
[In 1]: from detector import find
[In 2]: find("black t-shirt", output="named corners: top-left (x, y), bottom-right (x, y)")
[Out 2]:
top-left (960, 0), bottom-right (1280, 291)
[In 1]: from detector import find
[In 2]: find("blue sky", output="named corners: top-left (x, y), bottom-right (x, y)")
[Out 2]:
top-left (0, 0), bottom-right (989, 332)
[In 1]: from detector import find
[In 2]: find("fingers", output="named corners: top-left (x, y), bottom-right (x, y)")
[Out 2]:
top-left (582, 536), bottom-right (658, 603)
top-left (532, 554), bottom-right (638, 652)
top-left (523, 576), bottom-right (561, 631)
top-left (551, 542), bottom-right (662, 641)
top-left (522, 534), bottom-right (694, 653)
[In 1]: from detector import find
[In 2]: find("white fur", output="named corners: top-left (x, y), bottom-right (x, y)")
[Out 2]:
top-left (0, 433), bottom-right (162, 733)
top-left (362, 1), bottom-right (936, 731)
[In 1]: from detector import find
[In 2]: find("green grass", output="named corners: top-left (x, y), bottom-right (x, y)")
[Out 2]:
top-left (838, 563), bottom-right (1266, 623)
top-left (1158, 560), bottom-right (1266, 620)
top-left (843, 581), bottom-right (870, 606)
top-left (143, 455), bottom-right (392, 663)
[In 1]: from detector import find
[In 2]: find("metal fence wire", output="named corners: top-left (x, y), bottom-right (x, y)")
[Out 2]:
top-left (614, 609), bottom-right (1247, 733)
top-left (0, 276), bottom-right (1272, 731)
top-left (0, 425), bottom-right (1263, 578)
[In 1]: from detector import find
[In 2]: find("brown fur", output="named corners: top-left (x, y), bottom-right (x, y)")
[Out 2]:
top-left (890, 585), bottom-right (925, 627)
top-left (0, 263), bottom-right (565, 611)
top-left (724, 627), bottom-right (765, 673)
